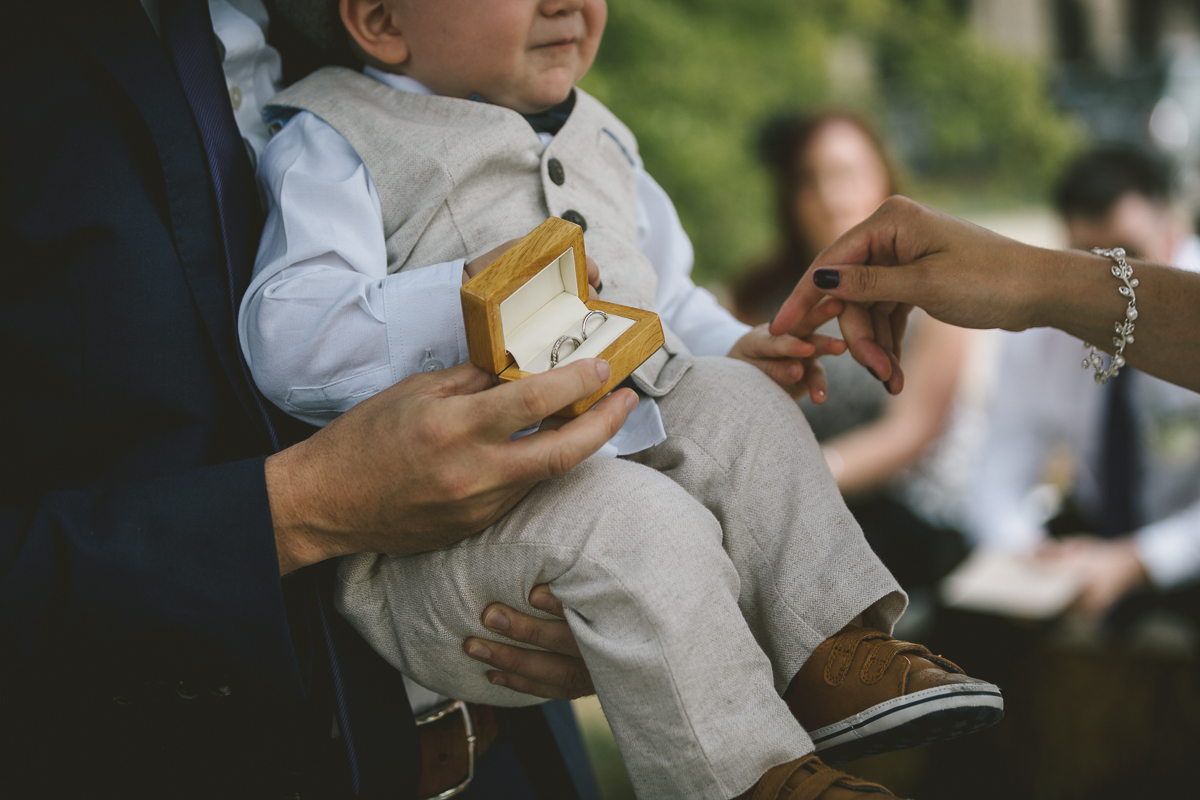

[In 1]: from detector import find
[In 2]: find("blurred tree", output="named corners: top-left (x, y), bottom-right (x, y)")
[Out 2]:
top-left (580, 0), bottom-right (1080, 284)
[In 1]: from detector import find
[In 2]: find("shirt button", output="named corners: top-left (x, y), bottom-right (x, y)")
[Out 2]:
top-left (421, 349), bottom-right (445, 372)
top-left (547, 158), bottom-right (565, 186)
top-left (229, 85), bottom-right (243, 110)
top-left (561, 210), bottom-right (587, 232)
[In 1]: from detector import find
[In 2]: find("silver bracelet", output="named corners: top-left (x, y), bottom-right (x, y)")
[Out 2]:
top-left (1081, 246), bottom-right (1138, 384)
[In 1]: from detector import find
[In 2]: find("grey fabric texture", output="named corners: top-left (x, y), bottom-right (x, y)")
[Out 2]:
top-left (336, 359), bottom-right (905, 800)
top-left (267, 68), bottom-right (690, 396)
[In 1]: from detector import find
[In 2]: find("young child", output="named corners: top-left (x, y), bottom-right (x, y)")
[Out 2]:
top-left (240, 1), bottom-right (1002, 797)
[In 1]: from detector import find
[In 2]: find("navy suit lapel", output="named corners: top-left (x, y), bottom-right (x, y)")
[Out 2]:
top-left (66, 0), bottom-right (269, 441)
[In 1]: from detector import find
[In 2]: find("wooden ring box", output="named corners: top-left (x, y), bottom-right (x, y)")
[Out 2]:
top-left (461, 218), bottom-right (664, 417)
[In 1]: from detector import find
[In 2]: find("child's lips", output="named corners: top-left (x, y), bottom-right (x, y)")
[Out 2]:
top-left (535, 37), bottom-right (578, 50)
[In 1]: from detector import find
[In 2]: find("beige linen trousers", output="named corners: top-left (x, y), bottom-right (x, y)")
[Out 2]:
top-left (336, 358), bottom-right (905, 800)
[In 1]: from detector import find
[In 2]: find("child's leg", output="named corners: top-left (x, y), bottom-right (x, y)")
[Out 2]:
top-left (625, 356), bottom-right (907, 691)
top-left (336, 454), bottom-right (810, 800)
top-left (626, 357), bottom-right (1001, 767)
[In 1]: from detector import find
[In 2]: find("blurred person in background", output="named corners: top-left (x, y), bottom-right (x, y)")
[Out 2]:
top-left (967, 146), bottom-right (1200, 622)
top-left (734, 111), bottom-right (974, 591)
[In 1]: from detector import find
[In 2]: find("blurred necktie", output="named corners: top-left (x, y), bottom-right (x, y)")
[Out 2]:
top-left (157, 0), bottom-right (367, 791)
top-left (1098, 368), bottom-right (1140, 537)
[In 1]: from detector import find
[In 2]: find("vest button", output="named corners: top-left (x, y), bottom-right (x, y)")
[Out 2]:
top-left (547, 158), bottom-right (566, 186)
top-left (561, 210), bottom-right (587, 232)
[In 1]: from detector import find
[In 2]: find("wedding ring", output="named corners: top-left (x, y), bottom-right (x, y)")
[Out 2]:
top-left (550, 335), bottom-right (582, 367)
top-left (581, 310), bottom-right (609, 340)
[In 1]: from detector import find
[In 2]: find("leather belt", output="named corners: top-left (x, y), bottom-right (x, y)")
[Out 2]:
top-left (416, 700), bottom-right (500, 799)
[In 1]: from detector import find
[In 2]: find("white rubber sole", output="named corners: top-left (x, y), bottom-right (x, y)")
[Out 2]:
top-left (811, 681), bottom-right (1005, 764)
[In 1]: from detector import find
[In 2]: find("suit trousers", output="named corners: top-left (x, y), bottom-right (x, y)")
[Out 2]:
top-left (335, 357), bottom-right (906, 799)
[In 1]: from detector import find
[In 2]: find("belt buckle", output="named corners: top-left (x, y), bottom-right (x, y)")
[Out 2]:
top-left (415, 699), bottom-right (476, 799)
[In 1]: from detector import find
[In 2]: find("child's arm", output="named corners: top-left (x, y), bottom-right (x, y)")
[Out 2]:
top-left (238, 112), bottom-right (473, 427)
top-left (638, 169), bottom-right (844, 401)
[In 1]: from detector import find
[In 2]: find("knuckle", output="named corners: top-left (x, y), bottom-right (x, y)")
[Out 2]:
top-left (519, 383), bottom-right (553, 421)
top-left (850, 267), bottom-right (877, 296)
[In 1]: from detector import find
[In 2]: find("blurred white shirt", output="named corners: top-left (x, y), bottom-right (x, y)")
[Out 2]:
top-left (965, 236), bottom-right (1200, 589)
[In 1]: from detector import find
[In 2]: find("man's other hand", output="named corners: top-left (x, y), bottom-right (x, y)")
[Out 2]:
top-left (465, 584), bottom-right (595, 701)
top-left (267, 359), bottom-right (637, 574)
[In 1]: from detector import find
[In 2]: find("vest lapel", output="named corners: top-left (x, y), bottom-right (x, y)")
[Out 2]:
top-left (66, 0), bottom-right (270, 441)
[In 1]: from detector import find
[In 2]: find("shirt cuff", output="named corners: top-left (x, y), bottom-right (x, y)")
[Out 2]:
top-left (1136, 519), bottom-right (1200, 589)
top-left (383, 260), bottom-right (468, 380)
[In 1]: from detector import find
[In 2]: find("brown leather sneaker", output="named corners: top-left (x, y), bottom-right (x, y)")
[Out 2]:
top-left (733, 754), bottom-right (896, 799)
top-left (786, 625), bottom-right (1003, 764)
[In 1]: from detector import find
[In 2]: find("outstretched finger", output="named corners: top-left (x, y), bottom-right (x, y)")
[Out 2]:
top-left (586, 256), bottom-right (601, 288)
top-left (770, 276), bottom-right (826, 338)
top-left (837, 304), bottom-right (893, 383)
top-left (744, 357), bottom-right (806, 386)
top-left (740, 330), bottom-right (817, 360)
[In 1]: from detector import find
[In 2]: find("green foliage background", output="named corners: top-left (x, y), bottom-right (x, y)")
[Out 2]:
top-left (578, 0), bottom-right (1081, 284)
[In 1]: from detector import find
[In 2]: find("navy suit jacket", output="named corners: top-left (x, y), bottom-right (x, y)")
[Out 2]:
top-left (0, 2), bottom-right (424, 796)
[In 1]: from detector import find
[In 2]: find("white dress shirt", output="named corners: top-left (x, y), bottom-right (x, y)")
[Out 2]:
top-left (965, 236), bottom-right (1200, 589)
top-left (238, 68), bottom-right (751, 455)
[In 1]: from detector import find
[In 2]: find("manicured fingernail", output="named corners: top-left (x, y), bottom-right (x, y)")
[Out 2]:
top-left (484, 609), bottom-right (510, 631)
top-left (813, 269), bottom-right (840, 289)
top-left (531, 591), bottom-right (556, 612)
top-left (866, 366), bottom-right (880, 381)
top-left (595, 359), bottom-right (611, 381)
top-left (596, 280), bottom-right (604, 293)
top-left (624, 390), bottom-right (638, 411)
top-left (490, 674), bottom-right (508, 687)
top-left (769, 315), bottom-right (777, 327)
top-left (467, 641), bottom-right (492, 661)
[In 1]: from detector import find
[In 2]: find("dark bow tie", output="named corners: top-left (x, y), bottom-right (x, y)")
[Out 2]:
top-left (471, 89), bottom-right (577, 135)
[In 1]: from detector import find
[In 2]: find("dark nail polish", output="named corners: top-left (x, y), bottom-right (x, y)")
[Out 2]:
top-left (866, 367), bottom-right (880, 381)
top-left (813, 269), bottom-right (841, 290)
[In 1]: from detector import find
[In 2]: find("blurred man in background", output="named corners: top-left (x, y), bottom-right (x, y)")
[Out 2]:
top-left (966, 146), bottom-right (1200, 621)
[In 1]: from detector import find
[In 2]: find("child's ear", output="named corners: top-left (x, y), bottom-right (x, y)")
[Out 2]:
top-left (340, 0), bottom-right (409, 67)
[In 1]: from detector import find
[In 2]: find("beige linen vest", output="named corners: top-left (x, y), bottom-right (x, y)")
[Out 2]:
top-left (267, 67), bottom-right (692, 396)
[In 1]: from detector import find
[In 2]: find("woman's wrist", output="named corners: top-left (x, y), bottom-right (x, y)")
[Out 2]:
top-left (1027, 247), bottom-right (1121, 342)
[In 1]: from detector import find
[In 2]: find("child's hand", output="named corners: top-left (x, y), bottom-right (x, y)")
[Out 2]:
top-left (727, 295), bottom-right (847, 402)
top-left (727, 326), bottom-right (846, 401)
top-left (464, 238), bottom-right (522, 284)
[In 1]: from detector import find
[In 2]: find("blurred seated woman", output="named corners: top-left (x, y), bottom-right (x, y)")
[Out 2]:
top-left (733, 111), bottom-right (975, 590)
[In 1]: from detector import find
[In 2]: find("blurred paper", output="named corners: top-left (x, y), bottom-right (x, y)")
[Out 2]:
top-left (940, 550), bottom-right (1084, 619)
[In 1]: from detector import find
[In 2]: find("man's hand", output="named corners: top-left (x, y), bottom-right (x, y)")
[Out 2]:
top-left (464, 584), bottom-right (595, 700)
top-left (1038, 536), bottom-right (1150, 619)
top-left (267, 359), bottom-right (636, 574)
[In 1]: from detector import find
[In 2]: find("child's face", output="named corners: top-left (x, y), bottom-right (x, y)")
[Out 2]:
top-left (370, 0), bottom-right (606, 114)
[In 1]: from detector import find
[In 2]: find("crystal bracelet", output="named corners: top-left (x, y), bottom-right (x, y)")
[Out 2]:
top-left (1081, 247), bottom-right (1138, 384)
